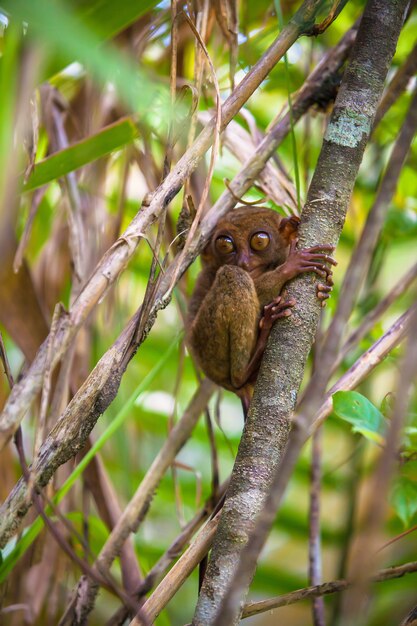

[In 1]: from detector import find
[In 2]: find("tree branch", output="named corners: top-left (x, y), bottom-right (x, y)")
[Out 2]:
top-left (242, 560), bottom-right (417, 619)
top-left (193, 2), bottom-right (409, 624)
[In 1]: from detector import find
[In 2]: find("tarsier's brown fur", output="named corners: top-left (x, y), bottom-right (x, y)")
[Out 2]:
top-left (187, 207), bottom-right (335, 413)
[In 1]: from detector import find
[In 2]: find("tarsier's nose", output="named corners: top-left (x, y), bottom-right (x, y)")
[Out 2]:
top-left (237, 252), bottom-right (251, 271)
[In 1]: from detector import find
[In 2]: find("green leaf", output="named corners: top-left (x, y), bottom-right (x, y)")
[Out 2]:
top-left (384, 207), bottom-right (417, 240)
top-left (391, 477), bottom-right (417, 526)
top-left (0, 24), bottom-right (21, 194)
top-left (73, 0), bottom-right (159, 41)
top-left (24, 117), bottom-right (138, 191)
top-left (332, 390), bottom-right (387, 444)
top-left (380, 392), bottom-right (395, 418)
top-left (403, 426), bottom-right (417, 453)
top-left (2, 0), bottom-right (169, 114)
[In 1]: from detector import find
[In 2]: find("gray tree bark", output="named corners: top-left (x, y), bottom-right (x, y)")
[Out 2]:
top-left (192, 1), bottom-right (409, 624)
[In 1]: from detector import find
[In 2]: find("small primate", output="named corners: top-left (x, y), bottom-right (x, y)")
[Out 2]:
top-left (187, 206), bottom-right (336, 415)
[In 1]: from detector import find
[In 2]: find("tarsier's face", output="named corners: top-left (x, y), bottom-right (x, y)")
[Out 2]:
top-left (203, 207), bottom-right (296, 278)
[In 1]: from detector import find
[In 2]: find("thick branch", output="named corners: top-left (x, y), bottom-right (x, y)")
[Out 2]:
top-left (193, 2), bottom-right (409, 624)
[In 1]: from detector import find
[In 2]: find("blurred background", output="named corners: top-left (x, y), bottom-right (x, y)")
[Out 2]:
top-left (0, 1), bottom-right (417, 624)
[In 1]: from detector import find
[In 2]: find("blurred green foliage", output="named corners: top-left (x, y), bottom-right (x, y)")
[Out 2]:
top-left (0, 1), bottom-right (417, 625)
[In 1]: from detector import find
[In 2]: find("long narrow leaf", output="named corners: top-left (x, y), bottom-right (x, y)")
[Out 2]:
top-left (2, 0), bottom-right (170, 114)
top-left (24, 117), bottom-right (138, 191)
top-left (74, 0), bottom-right (159, 41)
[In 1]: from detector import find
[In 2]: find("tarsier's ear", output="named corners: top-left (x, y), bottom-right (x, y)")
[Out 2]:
top-left (278, 215), bottom-right (301, 241)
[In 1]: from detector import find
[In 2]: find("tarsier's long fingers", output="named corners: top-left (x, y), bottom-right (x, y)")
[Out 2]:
top-left (326, 273), bottom-right (334, 287)
top-left (269, 298), bottom-right (296, 322)
top-left (289, 238), bottom-right (299, 253)
top-left (299, 250), bottom-right (337, 271)
top-left (259, 297), bottom-right (296, 329)
top-left (302, 252), bottom-right (338, 266)
top-left (317, 283), bottom-right (332, 307)
top-left (289, 241), bottom-right (337, 273)
top-left (296, 263), bottom-right (331, 278)
top-left (263, 295), bottom-right (282, 310)
top-left (304, 243), bottom-right (335, 254)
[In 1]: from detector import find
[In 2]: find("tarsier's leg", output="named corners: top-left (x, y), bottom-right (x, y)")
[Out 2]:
top-left (189, 265), bottom-right (260, 391)
top-left (241, 295), bottom-right (296, 384)
top-left (237, 296), bottom-right (295, 420)
top-left (230, 292), bottom-right (297, 389)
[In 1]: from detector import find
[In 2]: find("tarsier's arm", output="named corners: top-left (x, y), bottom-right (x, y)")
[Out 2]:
top-left (242, 240), bottom-right (337, 394)
top-left (255, 239), bottom-right (336, 307)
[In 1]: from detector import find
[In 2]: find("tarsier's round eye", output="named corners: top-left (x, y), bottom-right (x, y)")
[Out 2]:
top-left (215, 235), bottom-right (235, 254)
top-left (250, 232), bottom-right (270, 251)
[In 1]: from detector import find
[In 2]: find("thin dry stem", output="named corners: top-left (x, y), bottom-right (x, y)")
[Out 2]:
top-left (241, 560), bottom-right (417, 619)
top-left (130, 512), bottom-right (222, 625)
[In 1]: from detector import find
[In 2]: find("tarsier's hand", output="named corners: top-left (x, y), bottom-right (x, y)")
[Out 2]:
top-left (285, 239), bottom-right (337, 307)
top-left (285, 239), bottom-right (336, 278)
top-left (259, 296), bottom-right (296, 332)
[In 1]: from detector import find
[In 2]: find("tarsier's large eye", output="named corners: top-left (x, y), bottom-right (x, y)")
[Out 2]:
top-left (215, 235), bottom-right (235, 254)
top-left (250, 232), bottom-right (270, 251)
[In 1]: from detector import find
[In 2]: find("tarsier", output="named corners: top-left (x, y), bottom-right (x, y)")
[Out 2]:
top-left (187, 206), bottom-right (336, 415)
